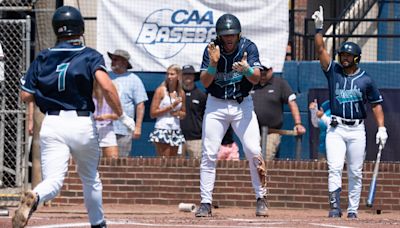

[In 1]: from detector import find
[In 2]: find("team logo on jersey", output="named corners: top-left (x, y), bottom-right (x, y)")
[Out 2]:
top-left (214, 71), bottom-right (243, 87)
top-left (335, 83), bottom-right (362, 104)
top-left (136, 9), bottom-right (216, 59)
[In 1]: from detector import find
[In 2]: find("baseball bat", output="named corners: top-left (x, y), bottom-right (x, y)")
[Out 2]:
top-left (268, 128), bottom-right (298, 136)
top-left (366, 141), bottom-right (383, 207)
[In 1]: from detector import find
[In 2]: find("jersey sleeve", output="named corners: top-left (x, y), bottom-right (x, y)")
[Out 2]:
top-left (89, 51), bottom-right (107, 76)
top-left (245, 42), bottom-right (261, 68)
top-left (322, 60), bottom-right (335, 79)
top-left (200, 47), bottom-right (210, 71)
top-left (21, 57), bottom-right (40, 94)
top-left (366, 76), bottom-right (383, 104)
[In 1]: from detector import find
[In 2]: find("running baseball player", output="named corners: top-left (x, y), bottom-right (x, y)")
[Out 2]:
top-left (195, 13), bottom-right (268, 217)
top-left (312, 6), bottom-right (388, 219)
top-left (13, 6), bottom-right (134, 228)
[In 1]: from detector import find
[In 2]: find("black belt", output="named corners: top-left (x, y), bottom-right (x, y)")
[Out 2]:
top-left (47, 110), bottom-right (91, 116)
top-left (342, 119), bottom-right (363, 126)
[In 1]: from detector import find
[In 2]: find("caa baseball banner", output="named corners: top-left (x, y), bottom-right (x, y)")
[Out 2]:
top-left (97, 0), bottom-right (288, 72)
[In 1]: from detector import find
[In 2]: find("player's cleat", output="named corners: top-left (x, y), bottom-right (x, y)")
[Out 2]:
top-left (195, 203), bottom-right (212, 217)
top-left (91, 220), bottom-right (107, 228)
top-left (255, 197), bottom-right (269, 217)
top-left (328, 188), bottom-right (342, 218)
top-left (347, 212), bottom-right (358, 219)
top-left (12, 190), bottom-right (38, 228)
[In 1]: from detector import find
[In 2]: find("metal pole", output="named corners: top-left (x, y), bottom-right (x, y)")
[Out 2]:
top-left (295, 135), bottom-right (302, 160)
top-left (23, 15), bottom-right (32, 191)
top-left (261, 126), bottom-right (268, 161)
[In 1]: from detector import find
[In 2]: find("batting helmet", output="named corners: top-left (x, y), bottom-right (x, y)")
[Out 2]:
top-left (216, 14), bottom-right (241, 36)
top-left (338, 42), bottom-right (362, 64)
top-left (52, 6), bottom-right (84, 38)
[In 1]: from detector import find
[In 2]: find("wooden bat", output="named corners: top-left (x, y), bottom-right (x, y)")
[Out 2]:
top-left (268, 128), bottom-right (298, 136)
top-left (366, 141), bottom-right (383, 207)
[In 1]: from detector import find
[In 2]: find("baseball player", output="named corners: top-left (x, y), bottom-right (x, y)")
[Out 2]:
top-left (195, 14), bottom-right (268, 217)
top-left (312, 6), bottom-right (388, 219)
top-left (13, 6), bottom-right (135, 228)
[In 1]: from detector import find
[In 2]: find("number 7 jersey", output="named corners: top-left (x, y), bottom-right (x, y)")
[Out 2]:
top-left (21, 41), bottom-right (107, 114)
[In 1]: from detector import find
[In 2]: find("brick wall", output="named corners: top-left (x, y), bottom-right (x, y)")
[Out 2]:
top-left (52, 158), bottom-right (400, 211)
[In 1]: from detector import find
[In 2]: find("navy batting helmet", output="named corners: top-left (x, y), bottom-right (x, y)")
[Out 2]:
top-left (216, 14), bottom-right (241, 36)
top-left (338, 42), bottom-right (362, 63)
top-left (52, 6), bottom-right (84, 38)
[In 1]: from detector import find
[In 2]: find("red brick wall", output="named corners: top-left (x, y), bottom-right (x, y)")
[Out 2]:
top-left (52, 158), bottom-right (400, 211)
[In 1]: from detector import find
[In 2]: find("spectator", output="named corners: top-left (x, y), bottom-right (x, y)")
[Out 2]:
top-left (93, 81), bottom-right (119, 158)
top-left (108, 49), bottom-right (148, 157)
top-left (180, 65), bottom-right (207, 159)
top-left (309, 99), bottom-right (331, 160)
top-left (251, 64), bottom-right (306, 160)
top-left (149, 64), bottom-right (186, 156)
top-left (217, 126), bottom-right (239, 160)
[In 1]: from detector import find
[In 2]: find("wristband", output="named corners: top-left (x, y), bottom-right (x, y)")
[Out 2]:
top-left (295, 123), bottom-right (302, 126)
top-left (316, 28), bottom-right (323, 34)
top-left (207, 65), bottom-right (217, 75)
top-left (244, 67), bottom-right (254, 77)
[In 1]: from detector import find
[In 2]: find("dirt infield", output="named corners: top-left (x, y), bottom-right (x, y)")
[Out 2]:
top-left (0, 204), bottom-right (399, 228)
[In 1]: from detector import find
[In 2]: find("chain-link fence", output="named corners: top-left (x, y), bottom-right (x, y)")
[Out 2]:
top-left (0, 17), bottom-right (31, 206)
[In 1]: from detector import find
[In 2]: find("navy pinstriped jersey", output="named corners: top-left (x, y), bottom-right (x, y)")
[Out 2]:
top-left (21, 41), bottom-right (107, 113)
top-left (200, 37), bottom-right (261, 99)
top-left (324, 61), bottom-right (383, 119)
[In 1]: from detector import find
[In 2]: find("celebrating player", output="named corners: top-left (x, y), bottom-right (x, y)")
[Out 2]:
top-left (13, 6), bottom-right (135, 228)
top-left (195, 13), bottom-right (268, 217)
top-left (312, 6), bottom-right (388, 219)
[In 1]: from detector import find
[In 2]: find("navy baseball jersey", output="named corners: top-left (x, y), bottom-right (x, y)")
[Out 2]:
top-left (21, 41), bottom-right (107, 113)
top-left (324, 61), bottom-right (383, 119)
top-left (200, 37), bottom-right (261, 100)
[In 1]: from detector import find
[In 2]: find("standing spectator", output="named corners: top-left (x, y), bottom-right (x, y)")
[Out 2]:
top-left (93, 81), bottom-right (119, 158)
top-left (108, 49), bottom-right (148, 157)
top-left (195, 14), bottom-right (268, 217)
top-left (309, 99), bottom-right (331, 160)
top-left (313, 6), bottom-right (387, 218)
top-left (180, 65), bottom-right (207, 159)
top-left (13, 6), bottom-right (134, 228)
top-left (251, 64), bottom-right (306, 160)
top-left (149, 64), bottom-right (186, 156)
top-left (217, 126), bottom-right (239, 160)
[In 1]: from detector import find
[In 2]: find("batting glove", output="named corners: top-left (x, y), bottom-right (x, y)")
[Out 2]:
top-left (312, 6), bottom-right (324, 30)
top-left (232, 52), bottom-right (253, 76)
top-left (376, 126), bottom-right (388, 148)
top-left (119, 113), bottom-right (135, 132)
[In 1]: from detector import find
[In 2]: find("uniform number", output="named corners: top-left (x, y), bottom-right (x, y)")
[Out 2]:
top-left (56, 63), bottom-right (70, 91)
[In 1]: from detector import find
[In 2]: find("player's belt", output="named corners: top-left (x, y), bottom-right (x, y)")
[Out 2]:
top-left (341, 119), bottom-right (363, 126)
top-left (335, 117), bottom-right (363, 126)
top-left (47, 110), bottom-right (91, 116)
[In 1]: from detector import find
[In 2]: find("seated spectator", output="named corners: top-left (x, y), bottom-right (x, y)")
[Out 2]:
top-left (149, 64), bottom-right (186, 156)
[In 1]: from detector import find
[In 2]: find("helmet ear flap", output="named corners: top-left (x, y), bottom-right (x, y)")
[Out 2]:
top-left (354, 55), bottom-right (361, 64)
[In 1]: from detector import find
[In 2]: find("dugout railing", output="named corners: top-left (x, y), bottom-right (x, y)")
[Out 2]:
top-left (295, 18), bottom-right (400, 61)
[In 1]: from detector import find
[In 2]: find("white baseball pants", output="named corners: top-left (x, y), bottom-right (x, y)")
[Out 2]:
top-left (33, 111), bottom-right (104, 225)
top-left (200, 95), bottom-right (266, 204)
top-left (326, 123), bottom-right (366, 214)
